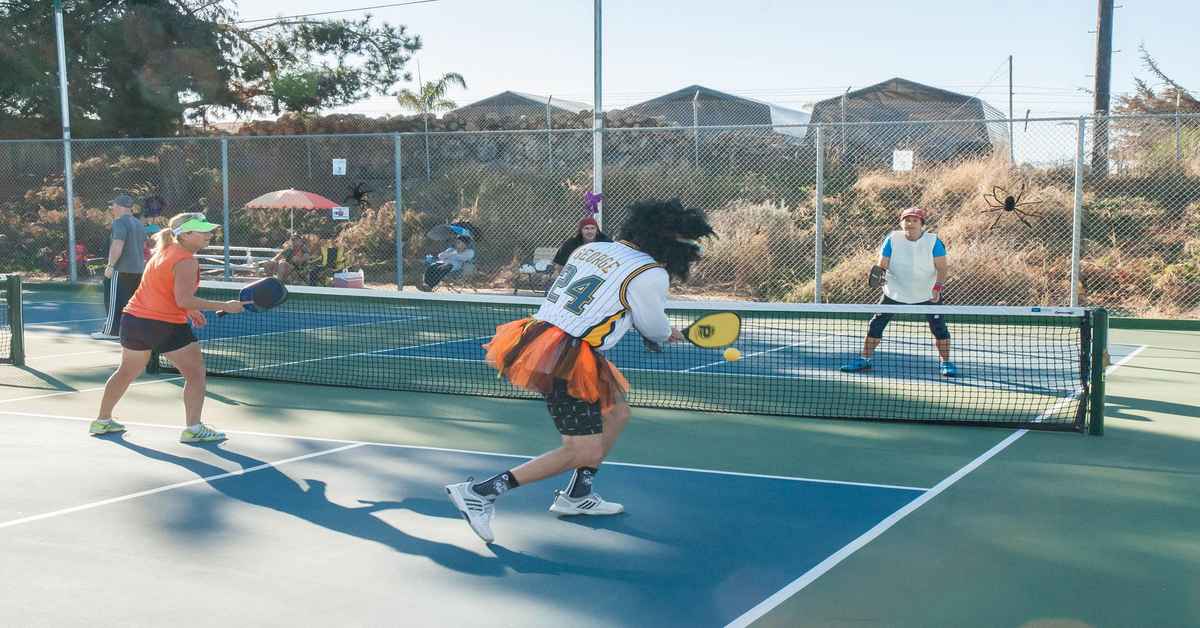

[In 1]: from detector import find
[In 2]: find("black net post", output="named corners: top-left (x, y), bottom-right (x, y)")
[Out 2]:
top-left (147, 350), bottom-right (161, 374)
top-left (5, 275), bottom-right (24, 366)
top-left (1088, 308), bottom-right (1108, 436)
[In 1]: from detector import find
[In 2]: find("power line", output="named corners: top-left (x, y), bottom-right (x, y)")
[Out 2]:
top-left (236, 0), bottom-right (441, 25)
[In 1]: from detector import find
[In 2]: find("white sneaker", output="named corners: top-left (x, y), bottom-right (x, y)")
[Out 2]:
top-left (445, 480), bottom-right (495, 543)
top-left (549, 490), bottom-right (624, 516)
top-left (90, 331), bottom-right (119, 340)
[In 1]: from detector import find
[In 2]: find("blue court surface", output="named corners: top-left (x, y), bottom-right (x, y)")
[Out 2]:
top-left (7, 286), bottom-right (1183, 627)
top-left (0, 413), bottom-right (923, 627)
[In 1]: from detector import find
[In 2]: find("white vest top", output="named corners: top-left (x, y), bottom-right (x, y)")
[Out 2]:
top-left (535, 241), bottom-right (672, 351)
top-left (883, 230), bottom-right (939, 304)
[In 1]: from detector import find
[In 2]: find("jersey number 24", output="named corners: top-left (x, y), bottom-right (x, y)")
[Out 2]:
top-left (546, 264), bottom-right (603, 315)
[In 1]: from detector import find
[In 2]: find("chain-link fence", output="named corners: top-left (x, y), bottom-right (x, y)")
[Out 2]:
top-left (1, 113), bottom-right (1198, 317)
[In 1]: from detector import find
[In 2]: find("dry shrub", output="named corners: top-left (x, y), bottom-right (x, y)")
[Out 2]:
top-left (1152, 239), bottom-right (1200, 312)
top-left (787, 247), bottom-right (876, 304)
top-left (691, 201), bottom-right (814, 298)
top-left (334, 202), bottom-right (431, 285)
top-left (1080, 245), bottom-right (1167, 313)
top-left (917, 154), bottom-right (1011, 210)
top-left (950, 239), bottom-right (1067, 305)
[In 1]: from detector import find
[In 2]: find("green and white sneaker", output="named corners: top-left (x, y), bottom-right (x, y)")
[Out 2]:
top-left (180, 423), bottom-right (227, 444)
top-left (89, 418), bottom-right (127, 436)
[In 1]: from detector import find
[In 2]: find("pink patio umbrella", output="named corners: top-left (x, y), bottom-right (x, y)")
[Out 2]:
top-left (244, 188), bottom-right (339, 233)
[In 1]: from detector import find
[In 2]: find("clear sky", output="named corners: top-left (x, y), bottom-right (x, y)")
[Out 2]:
top-left (236, 0), bottom-right (1198, 119)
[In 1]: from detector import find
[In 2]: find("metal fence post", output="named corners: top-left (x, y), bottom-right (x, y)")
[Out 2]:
top-left (1176, 98), bottom-right (1183, 163)
top-left (546, 96), bottom-right (553, 173)
top-left (592, 0), bottom-right (604, 229)
top-left (221, 138), bottom-right (231, 280)
top-left (63, 139), bottom-right (77, 283)
top-left (422, 114), bottom-right (432, 181)
top-left (394, 133), bottom-right (405, 290)
top-left (692, 89), bottom-right (700, 168)
top-left (54, 0), bottom-right (77, 283)
top-left (1071, 116), bottom-right (1086, 307)
top-left (814, 125), bottom-right (825, 304)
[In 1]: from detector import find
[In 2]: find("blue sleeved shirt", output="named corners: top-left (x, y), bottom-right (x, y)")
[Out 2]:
top-left (881, 235), bottom-right (946, 258)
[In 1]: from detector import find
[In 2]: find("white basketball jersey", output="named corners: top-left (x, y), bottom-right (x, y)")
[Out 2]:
top-left (535, 241), bottom-right (670, 351)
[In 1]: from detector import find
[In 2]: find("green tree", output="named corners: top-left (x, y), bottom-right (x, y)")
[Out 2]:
top-left (0, 1), bottom-right (423, 138)
top-left (395, 72), bottom-right (468, 117)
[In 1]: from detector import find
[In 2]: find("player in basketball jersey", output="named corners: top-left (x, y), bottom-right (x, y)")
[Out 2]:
top-left (446, 199), bottom-right (715, 543)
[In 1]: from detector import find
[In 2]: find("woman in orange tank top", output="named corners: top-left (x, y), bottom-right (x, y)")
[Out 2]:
top-left (91, 213), bottom-right (247, 444)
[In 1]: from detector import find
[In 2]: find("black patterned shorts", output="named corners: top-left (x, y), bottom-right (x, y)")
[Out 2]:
top-left (545, 379), bottom-right (604, 436)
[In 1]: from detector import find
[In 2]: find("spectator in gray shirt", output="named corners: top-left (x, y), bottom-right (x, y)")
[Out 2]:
top-left (93, 194), bottom-right (147, 340)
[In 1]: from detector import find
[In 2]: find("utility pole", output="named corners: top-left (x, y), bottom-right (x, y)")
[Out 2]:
top-left (1091, 0), bottom-right (1114, 177)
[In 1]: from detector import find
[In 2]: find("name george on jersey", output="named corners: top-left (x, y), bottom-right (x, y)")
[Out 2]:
top-left (571, 247), bottom-right (622, 274)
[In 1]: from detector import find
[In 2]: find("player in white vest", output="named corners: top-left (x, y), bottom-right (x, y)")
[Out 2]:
top-left (445, 199), bottom-right (715, 543)
top-left (841, 207), bottom-right (958, 377)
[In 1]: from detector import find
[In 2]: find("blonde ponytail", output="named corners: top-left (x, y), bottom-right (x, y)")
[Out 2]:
top-left (154, 212), bottom-right (203, 255)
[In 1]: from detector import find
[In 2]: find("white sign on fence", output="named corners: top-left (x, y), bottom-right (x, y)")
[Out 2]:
top-left (331, 159), bottom-right (347, 175)
top-left (892, 150), bottom-right (914, 172)
top-left (331, 206), bottom-right (350, 220)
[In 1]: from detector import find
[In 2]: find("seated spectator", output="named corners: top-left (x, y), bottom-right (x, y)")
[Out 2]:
top-left (261, 233), bottom-right (313, 283)
top-left (552, 216), bottom-right (611, 273)
top-left (420, 235), bottom-right (475, 291)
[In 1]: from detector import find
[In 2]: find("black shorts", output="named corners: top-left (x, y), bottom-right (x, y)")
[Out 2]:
top-left (867, 295), bottom-right (951, 340)
top-left (119, 313), bottom-right (196, 354)
top-left (545, 379), bottom-right (604, 436)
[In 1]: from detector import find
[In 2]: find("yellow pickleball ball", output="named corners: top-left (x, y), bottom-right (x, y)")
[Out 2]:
top-left (723, 347), bottom-right (742, 362)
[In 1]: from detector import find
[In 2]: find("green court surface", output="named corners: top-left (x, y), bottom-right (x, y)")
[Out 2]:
top-left (2, 288), bottom-right (1198, 627)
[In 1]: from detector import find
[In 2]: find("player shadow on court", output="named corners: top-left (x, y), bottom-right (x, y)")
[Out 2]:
top-left (554, 514), bottom-right (685, 548)
top-left (1107, 395), bottom-right (1200, 421)
top-left (101, 436), bottom-right (657, 585)
top-left (104, 436), bottom-right (507, 576)
top-left (332, 496), bottom-right (670, 584)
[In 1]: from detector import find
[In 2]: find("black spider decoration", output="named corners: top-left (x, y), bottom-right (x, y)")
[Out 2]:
top-left (982, 179), bottom-right (1043, 229)
top-left (344, 181), bottom-right (372, 209)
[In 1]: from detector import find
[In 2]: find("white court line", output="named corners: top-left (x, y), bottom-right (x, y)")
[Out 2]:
top-left (0, 410), bottom-right (929, 492)
top-left (26, 348), bottom-right (122, 361)
top-left (27, 317), bottom-right (106, 326)
top-left (683, 333), bottom-right (836, 373)
top-left (0, 443), bottom-right (366, 530)
top-left (23, 300), bottom-right (103, 305)
top-left (724, 342), bottom-right (1145, 628)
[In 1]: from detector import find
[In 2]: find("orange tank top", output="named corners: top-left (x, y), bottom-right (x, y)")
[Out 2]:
top-left (124, 244), bottom-right (198, 324)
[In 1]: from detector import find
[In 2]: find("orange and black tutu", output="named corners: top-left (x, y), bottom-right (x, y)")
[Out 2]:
top-left (483, 318), bottom-right (630, 420)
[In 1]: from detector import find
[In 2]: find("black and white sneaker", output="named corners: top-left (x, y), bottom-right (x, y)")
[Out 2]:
top-left (445, 479), bottom-right (496, 543)
top-left (549, 490), bottom-right (624, 516)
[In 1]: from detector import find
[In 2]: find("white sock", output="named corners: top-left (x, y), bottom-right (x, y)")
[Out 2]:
top-left (188, 424), bottom-right (203, 433)
top-left (97, 418), bottom-right (111, 423)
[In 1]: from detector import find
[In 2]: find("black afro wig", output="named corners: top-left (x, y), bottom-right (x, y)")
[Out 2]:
top-left (618, 198), bottom-right (715, 281)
